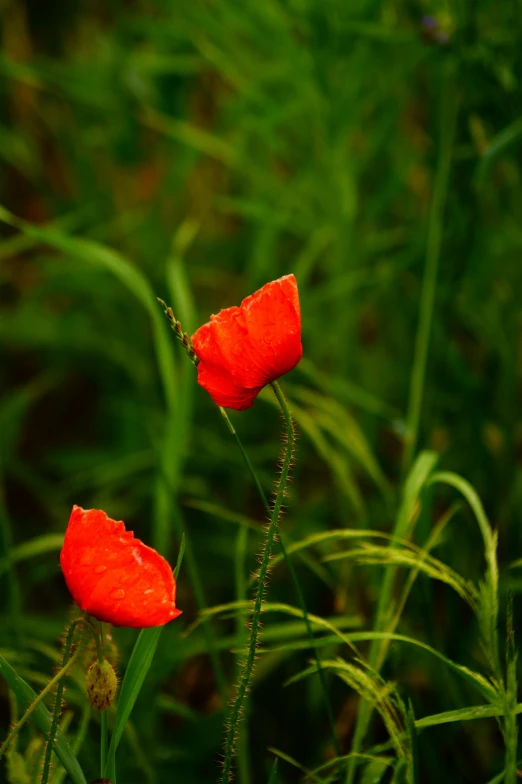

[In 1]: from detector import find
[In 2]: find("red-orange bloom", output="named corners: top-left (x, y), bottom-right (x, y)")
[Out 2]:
top-left (191, 274), bottom-right (302, 411)
top-left (60, 506), bottom-right (182, 628)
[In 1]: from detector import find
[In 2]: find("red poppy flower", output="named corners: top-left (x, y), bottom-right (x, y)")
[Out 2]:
top-left (60, 506), bottom-right (182, 628)
top-left (191, 274), bottom-right (302, 411)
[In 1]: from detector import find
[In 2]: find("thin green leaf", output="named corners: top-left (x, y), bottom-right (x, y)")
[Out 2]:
top-left (267, 758), bottom-right (279, 784)
top-left (415, 702), bottom-right (522, 730)
top-left (324, 544), bottom-right (477, 608)
top-left (429, 471), bottom-right (499, 677)
top-left (475, 117), bottom-right (522, 184)
top-left (174, 534), bottom-right (185, 580)
top-left (360, 758), bottom-right (392, 784)
top-left (104, 627), bottom-right (163, 781)
top-left (268, 747), bottom-right (322, 783)
top-left (254, 625), bottom-right (497, 703)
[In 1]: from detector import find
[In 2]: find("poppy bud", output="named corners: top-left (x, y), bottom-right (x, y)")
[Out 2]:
top-left (85, 659), bottom-right (118, 712)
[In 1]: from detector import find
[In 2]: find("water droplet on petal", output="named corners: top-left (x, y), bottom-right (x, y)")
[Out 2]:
top-left (80, 554), bottom-right (93, 566)
top-left (110, 588), bottom-right (125, 600)
top-left (94, 565), bottom-right (107, 575)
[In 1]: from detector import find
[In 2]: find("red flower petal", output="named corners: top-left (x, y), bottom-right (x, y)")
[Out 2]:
top-left (192, 274), bottom-right (302, 411)
top-left (60, 506), bottom-right (181, 628)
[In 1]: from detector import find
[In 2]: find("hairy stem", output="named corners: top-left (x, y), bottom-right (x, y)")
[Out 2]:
top-left (221, 382), bottom-right (296, 783)
top-left (40, 618), bottom-right (86, 784)
top-left (220, 398), bottom-right (340, 760)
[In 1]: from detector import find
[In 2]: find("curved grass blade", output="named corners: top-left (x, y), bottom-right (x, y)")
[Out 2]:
top-left (287, 659), bottom-right (408, 760)
top-left (346, 450), bottom-right (438, 783)
top-left (324, 544), bottom-right (477, 608)
top-left (415, 702), bottom-right (522, 730)
top-left (267, 758), bottom-right (279, 784)
top-left (268, 747), bottom-right (322, 783)
top-left (0, 204), bottom-right (177, 413)
top-left (0, 655), bottom-right (87, 784)
top-left (249, 620), bottom-right (498, 703)
top-left (429, 471), bottom-right (500, 677)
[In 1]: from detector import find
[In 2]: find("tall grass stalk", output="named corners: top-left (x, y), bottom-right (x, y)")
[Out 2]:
top-left (403, 61), bottom-right (459, 473)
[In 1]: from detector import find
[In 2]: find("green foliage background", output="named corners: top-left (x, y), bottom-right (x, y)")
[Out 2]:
top-left (1, 0), bottom-right (522, 782)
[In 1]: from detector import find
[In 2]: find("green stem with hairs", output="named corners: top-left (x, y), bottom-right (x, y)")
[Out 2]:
top-left (221, 381), bottom-right (296, 783)
top-left (220, 396), bottom-right (340, 761)
top-left (234, 525), bottom-right (251, 784)
top-left (0, 643), bottom-right (83, 761)
top-left (41, 617), bottom-right (87, 784)
top-left (99, 623), bottom-right (109, 778)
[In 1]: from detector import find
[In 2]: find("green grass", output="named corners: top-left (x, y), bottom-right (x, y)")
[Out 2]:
top-left (1, 0), bottom-right (522, 782)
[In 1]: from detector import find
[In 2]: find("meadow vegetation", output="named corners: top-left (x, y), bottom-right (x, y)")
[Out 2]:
top-left (1, 1), bottom-right (522, 782)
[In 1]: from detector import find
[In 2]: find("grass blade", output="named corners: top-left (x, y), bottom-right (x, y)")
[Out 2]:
top-left (429, 470), bottom-right (499, 677)
top-left (103, 627), bottom-right (162, 782)
top-left (402, 61), bottom-right (458, 471)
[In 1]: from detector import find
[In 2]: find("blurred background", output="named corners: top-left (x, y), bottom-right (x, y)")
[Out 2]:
top-left (1, 0), bottom-right (522, 782)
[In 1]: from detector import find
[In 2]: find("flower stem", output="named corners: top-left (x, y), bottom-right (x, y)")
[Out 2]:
top-left (97, 622), bottom-right (108, 775)
top-left (219, 407), bottom-right (268, 510)
top-left (220, 387), bottom-right (340, 763)
top-left (41, 617), bottom-right (86, 784)
top-left (221, 382), bottom-right (297, 783)
top-left (157, 301), bottom-right (335, 767)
